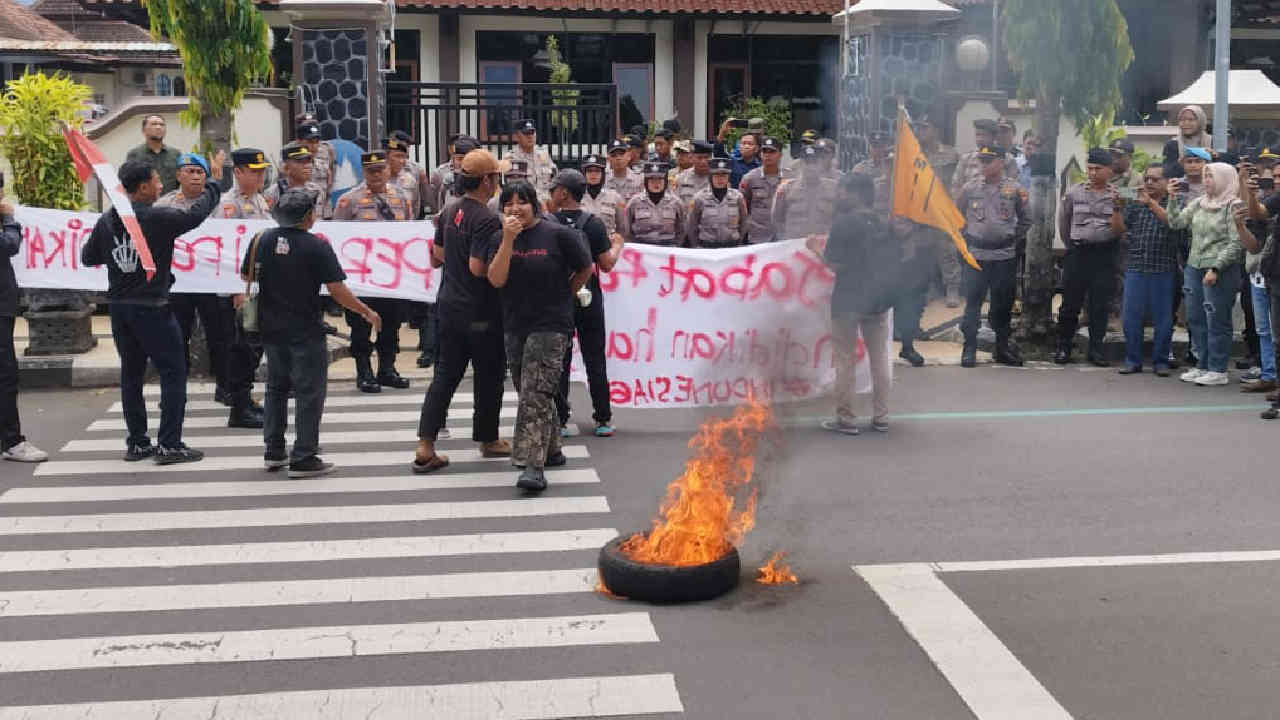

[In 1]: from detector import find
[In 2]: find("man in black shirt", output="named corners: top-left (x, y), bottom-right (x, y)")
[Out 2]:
top-left (412, 149), bottom-right (513, 473)
top-left (549, 169), bottom-right (623, 437)
top-left (81, 152), bottom-right (225, 464)
top-left (244, 188), bottom-right (381, 478)
top-left (0, 193), bottom-right (46, 462)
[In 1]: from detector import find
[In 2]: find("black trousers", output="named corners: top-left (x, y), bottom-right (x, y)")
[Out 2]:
top-left (410, 302), bottom-right (437, 356)
top-left (962, 257), bottom-right (1019, 344)
top-left (417, 317), bottom-right (506, 442)
top-left (893, 266), bottom-right (930, 349)
top-left (346, 297), bottom-right (403, 364)
top-left (226, 314), bottom-right (264, 404)
top-left (171, 293), bottom-right (231, 387)
top-left (1241, 265), bottom-right (1260, 360)
top-left (0, 315), bottom-right (22, 451)
top-left (111, 303), bottom-right (187, 449)
top-left (556, 301), bottom-right (612, 426)
top-left (1057, 242), bottom-right (1118, 347)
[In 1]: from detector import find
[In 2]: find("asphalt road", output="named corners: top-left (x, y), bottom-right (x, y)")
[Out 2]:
top-left (1, 363), bottom-right (1277, 719)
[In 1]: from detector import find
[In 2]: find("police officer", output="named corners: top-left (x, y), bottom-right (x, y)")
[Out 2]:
top-left (333, 151), bottom-right (414, 392)
top-left (951, 118), bottom-right (1005, 197)
top-left (1056, 147), bottom-right (1125, 365)
top-left (265, 143), bottom-right (330, 220)
top-left (604, 139), bottom-right (642, 201)
top-left (385, 133), bottom-right (427, 219)
top-left (221, 148), bottom-right (273, 428)
top-left (956, 146), bottom-right (1031, 368)
top-left (688, 157), bottom-right (748, 248)
top-left (851, 132), bottom-right (893, 207)
top-left (739, 136), bottom-right (789, 244)
top-left (674, 140), bottom-right (713, 208)
top-left (814, 138), bottom-right (842, 180)
top-left (672, 139), bottom-right (694, 177)
top-left (294, 114), bottom-right (336, 211)
top-left (579, 153), bottom-right (627, 235)
top-left (626, 132), bottom-right (647, 173)
top-left (652, 127), bottom-right (676, 168)
top-left (772, 144), bottom-right (837, 241)
top-left (915, 114), bottom-right (963, 307)
top-left (508, 118), bottom-right (557, 204)
top-left (624, 161), bottom-right (686, 246)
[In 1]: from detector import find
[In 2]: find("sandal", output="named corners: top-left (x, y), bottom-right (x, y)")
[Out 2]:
top-left (411, 453), bottom-right (450, 474)
top-left (481, 440), bottom-right (512, 458)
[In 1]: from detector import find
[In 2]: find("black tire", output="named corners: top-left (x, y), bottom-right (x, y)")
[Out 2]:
top-left (597, 535), bottom-right (740, 603)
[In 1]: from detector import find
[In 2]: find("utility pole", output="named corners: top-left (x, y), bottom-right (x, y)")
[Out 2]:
top-left (1213, 0), bottom-right (1230, 152)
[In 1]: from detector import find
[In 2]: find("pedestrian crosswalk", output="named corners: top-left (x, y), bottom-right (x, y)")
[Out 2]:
top-left (0, 383), bottom-right (684, 717)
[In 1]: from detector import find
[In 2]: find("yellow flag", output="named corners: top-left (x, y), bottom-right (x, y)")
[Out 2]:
top-left (891, 109), bottom-right (980, 270)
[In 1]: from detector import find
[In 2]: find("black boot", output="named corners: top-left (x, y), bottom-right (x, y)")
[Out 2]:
top-left (994, 339), bottom-right (1024, 367)
top-left (416, 351), bottom-right (434, 368)
top-left (228, 400), bottom-right (264, 429)
top-left (1087, 343), bottom-right (1109, 367)
top-left (1054, 338), bottom-right (1073, 365)
top-left (377, 357), bottom-right (411, 389)
top-left (961, 343), bottom-right (977, 368)
top-left (355, 356), bottom-right (381, 394)
top-left (899, 344), bottom-right (925, 367)
top-left (214, 386), bottom-right (232, 407)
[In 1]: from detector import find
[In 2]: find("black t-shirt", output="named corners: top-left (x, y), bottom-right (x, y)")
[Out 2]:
top-left (825, 209), bottom-right (899, 316)
top-left (435, 197), bottom-right (504, 329)
top-left (241, 227), bottom-right (345, 342)
top-left (486, 218), bottom-right (592, 336)
top-left (553, 208), bottom-right (610, 302)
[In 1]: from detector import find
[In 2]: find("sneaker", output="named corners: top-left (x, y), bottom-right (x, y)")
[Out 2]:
top-left (288, 456), bottom-right (334, 478)
top-left (2, 441), bottom-right (48, 463)
top-left (871, 419), bottom-right (889, 433)
top-left (821, 419), bottom-right (860, 436)
top-left (123, 443), bottom-right (155, 462)
top-left (899, 348), bottom-right (925, 367)
top-left (154, 444), bottom-right (205, 465)
top-left (560, 425), bottom-right (572, 438)
top-left (1180, 368), bottom-right (1207, 383)
top-left (545, 450), bottom-right (567, 467)
top-left (264, 451), bottom-right (288, 471)
top-left (1240, 367), bottom-right (1263, 383)
top-left (1194, 371), bottom-right (1230, 386)
top-left (594, 422), bottom-right (615, 437)
top-left (516, 467), bottom-right (548, 492)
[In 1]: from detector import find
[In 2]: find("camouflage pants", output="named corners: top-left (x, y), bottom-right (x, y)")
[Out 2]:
top-left (939, 244), bottom-right (962, 294)
top-left (505, 332), bottom-right (568, 468)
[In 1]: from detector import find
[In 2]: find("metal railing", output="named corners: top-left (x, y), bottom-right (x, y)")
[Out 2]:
top-left (386, 81), bottom-right (618, 172)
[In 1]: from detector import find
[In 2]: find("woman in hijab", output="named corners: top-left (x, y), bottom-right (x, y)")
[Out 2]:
top-left (1163, 105), bottom-right (1212, 174)
top-left (1168, 162), bottom-right (1255, 385)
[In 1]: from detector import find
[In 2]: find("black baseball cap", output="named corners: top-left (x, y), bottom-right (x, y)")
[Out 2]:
top-left (296, 121), bottom-right (322, 140)
top-left (691, 140), bottom-right (714, 155)
top-left (516, 119), bottom-right (537, 134)
top-left (551, 169), bottom-right (587, 196)
top-left (626, 134), bottom-right (646, 149)
top-left (453, 135), bottom-right (480, 155)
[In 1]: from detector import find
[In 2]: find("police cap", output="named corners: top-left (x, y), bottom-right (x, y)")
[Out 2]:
top-left (581, 154), bottom-right (606, 169)
top-left (361, 151), bottom-right (388, 168)
top-left (296, 121), bottom-right (322, 140)
top-left (974, 118), bottom-right (999, 134)
top-left (516, 119), bottom-right (537, 134)
top-left (452, 135), bottom-right (480, 155)
top-left (281, 143), bottom-right (313, 163)
top-left (176, 153), bottom-right (209, 173)
top-left (642, 162), bottom-right (667, 178)
top-left (691, 140), bottom-right (714, 155)
top-left (626, 134), bottom-right (646, 149)
top-left (607, 139), bottom-right (629, 155)
top-left (1086, 147), bottom-right (1114, 166)
top-left (709, 157), bottom-right (732, 174)
top-left (1108, 137), bottom-right (1135, 155)
top-left (760, 136), bottom-right (782, 152)
top-left (383, 136), bottom-right (410, 153)
top-left (231, 148), bottom-right (269, 169)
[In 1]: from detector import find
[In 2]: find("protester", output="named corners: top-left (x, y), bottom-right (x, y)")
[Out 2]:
top-left (1117, 165), bottom-right (1179, 376)
top-left (333, 151), bottom-right (413, 393)
top-left (1245, 155), bottom-right (1280, 417)
top-left (486, 180), bottom-right (593, 492)
top-left (739, 136), bottom-right (789, 245)
top-left (412, 149), bottom-right (513, 473)
top-left (490, 159), bottom-right (532, 213)
top-left (674, 141), bottom-right (713, 208)
top-left (81, 152), bottom-right (225, 464)
top-left (0, 195), bottom-right (46, 462)
top-left (294, 114), bottom-right (336, 205)
top-left (1169, 162), bottom-right (1252, 386)
top-left (624, 162), bottom-right (686, 246)
top-left (811, 172), bottom-right (895, 435)
top-left (1239, 158), bottom-right (1277, 393)
top-left (772, 144), bottom-right (837, 242)
top-left (1056, 148), bottom-right (1125, 366)
top-left (384, 130), bottom-right (437, 370)
top-left (579, 153), bottom-right (627, 235)
top-left (956, 146), bottom-right (1031, 368)
top-left (549, 169), bottom-right (623, 437)
top-left (125, 114), bottom-right (182, 194)
top-left (220, 147), bottom-right (274, 429)
top-left (264, 143), bottom-right (331, 220)
top-left (1163, 105), bottom-right (1212, 174)
top-left (605, 139), bottom-right (643, 202)
top-left (687, 157), bottom-right (748, 248)
top-left (247, 187), bottom-right (381, 478)
top-left (508, 119), bottom-right (557, 203)
top-left (916, 116), bottom-right (964, 306)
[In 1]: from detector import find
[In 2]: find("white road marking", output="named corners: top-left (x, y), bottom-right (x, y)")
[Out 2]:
top-left (0, 674), bottom-right (685, 719)
top-left (0, 528), bottom-right (619, 573)
top-left (3, 468), bottom-right (602, 504)
top-left (61, 427), bottom-right (519, 452)
top-left (33, 445), bottom-right (589, 477)
top-left (931, 549), bottom-right (1280, 573)
top-left (0, 612), bottom-right (658, 673)
top-left (0, 494), bottom-right (609, 536)
top-left (855, 563), bottom-right (1073, 720)
top-left (0, 567), bottom-right (601, 617)
top-left (87, 407), bottom-right (517, 431)
top-left (110, 392), bottom-right (520, 412)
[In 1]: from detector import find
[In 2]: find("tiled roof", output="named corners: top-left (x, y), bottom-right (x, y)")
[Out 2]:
top-left (84, 0), bottom-right (846, 16)
top-left (0, 0), bottom-right (79, 42)
top-left (31, 0), bottom-right (100, 18)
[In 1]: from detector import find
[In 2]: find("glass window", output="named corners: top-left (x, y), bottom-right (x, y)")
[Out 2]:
top-left (155, 74), bottom-right (171, 96)
top-left (479, 61), bottom-right (521, 139)
top-left (614, 63), bottom-right (653, 133)
top-left (707, 35), bottom-right (839, 137)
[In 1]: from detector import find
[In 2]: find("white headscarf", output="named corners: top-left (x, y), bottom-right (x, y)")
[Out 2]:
top-left (1199, 162), bottom-right (1239, 210)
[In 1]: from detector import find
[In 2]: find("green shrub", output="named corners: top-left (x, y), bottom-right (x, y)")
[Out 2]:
top-left (0, 72), bottom-right (90, 210)
top-left (720, 97), bottom-right (792, 149)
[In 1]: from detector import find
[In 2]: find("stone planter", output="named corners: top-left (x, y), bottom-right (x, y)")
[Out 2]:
top-left (24, 305), bottom-right (97, 356)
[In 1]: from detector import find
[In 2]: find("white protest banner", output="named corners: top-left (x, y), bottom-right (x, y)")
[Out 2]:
top-left (11, 206), bottom-right (440, 300)
top-left (569, 238), bottom-right (884, 408)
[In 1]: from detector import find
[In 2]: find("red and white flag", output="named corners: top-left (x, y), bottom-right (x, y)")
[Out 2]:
top-left (62, 126), bottom-right (156, 282)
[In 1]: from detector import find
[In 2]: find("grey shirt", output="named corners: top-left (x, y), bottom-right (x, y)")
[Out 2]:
top-left (581, 187), bottom-right (626, 235)
top-left (624, 192), bottom-right (685, 246)
top-left (605, 168), bottom-right (644, 203)
top-left (1059, 183), bottom-right (1121, 247)
top-left (688, 187), bottom-right (747, 248)
top-left (674, 168), bottom-right (710, 209)
top-left (957, 177), bottom-right (1031, 261)
top-left (740, 166), bottom-right (790, 243)
top-left (772, 174), bottom-right (838, 241)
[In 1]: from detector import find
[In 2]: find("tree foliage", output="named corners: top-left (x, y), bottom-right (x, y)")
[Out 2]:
top-left (0, 72), bottom-right (90, 210)
top-left (1002, 0), bottom-right (1134, 127)
top-left (545, 36), bottom-right (579, 134)
top-left (720, 97), bottom-right (793, 148)
top-left (141, 0), bottom-right (271, 148)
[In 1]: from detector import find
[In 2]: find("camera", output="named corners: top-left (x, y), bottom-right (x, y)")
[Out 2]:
top-left (727, 118), bottom-right (749, 130)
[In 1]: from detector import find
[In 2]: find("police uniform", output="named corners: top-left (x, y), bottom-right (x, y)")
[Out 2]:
top-left (603, 139), bottom-right (643, 201)
top-left (951, 119), bottom-right (1018, 197)
top-left (507, 118), bottom-right (557, 203)
top-left (669, 139), bottom-right (693, 186)
top-left (296, 117), bottom-right (336, 199)
top-left (264, 143), bottom-right (331, 219)
top-left (221, 148), bottom-right (274, 427)
top-left (674, 141), bottom-right (714, 208)
top-left (1056, 147), bottom-right (1124, 363)
top-left (623, 162), bottom-right (686, 246)
top-left (626, 134), bottom-right (647, 173)
top-left (687, 158), bottom-right (747, 248)
top-left (956, 147), bottom-right (1031, 367)
top-left (771, 146), bottom-right (838, 240)
top-left (579, 154), bottom-right (626, 235)
top-left (739, 136), bottom-right (790, 244)
top-left (923, 136), bottom-right (963, 303)
top-left (385, 135), bottom-right (428, 219)
top-left (333, 151), bottom-right (413, 393)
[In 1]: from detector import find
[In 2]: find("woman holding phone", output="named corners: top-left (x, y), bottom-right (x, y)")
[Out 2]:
top-left (486, 180), bottom-right (593, 493)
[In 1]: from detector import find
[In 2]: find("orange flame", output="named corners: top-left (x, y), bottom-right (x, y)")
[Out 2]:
top-left (620, 400), bottom-right (774, 566)
top-left (756, 551), bottom-right (799, 585)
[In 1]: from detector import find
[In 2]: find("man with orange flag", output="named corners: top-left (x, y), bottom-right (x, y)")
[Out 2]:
top-left (891, 110), bottom-right (981, 273)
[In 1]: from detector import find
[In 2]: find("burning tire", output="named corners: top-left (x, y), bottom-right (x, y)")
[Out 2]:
top-left (597, 535), bottom-right (741, 603)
